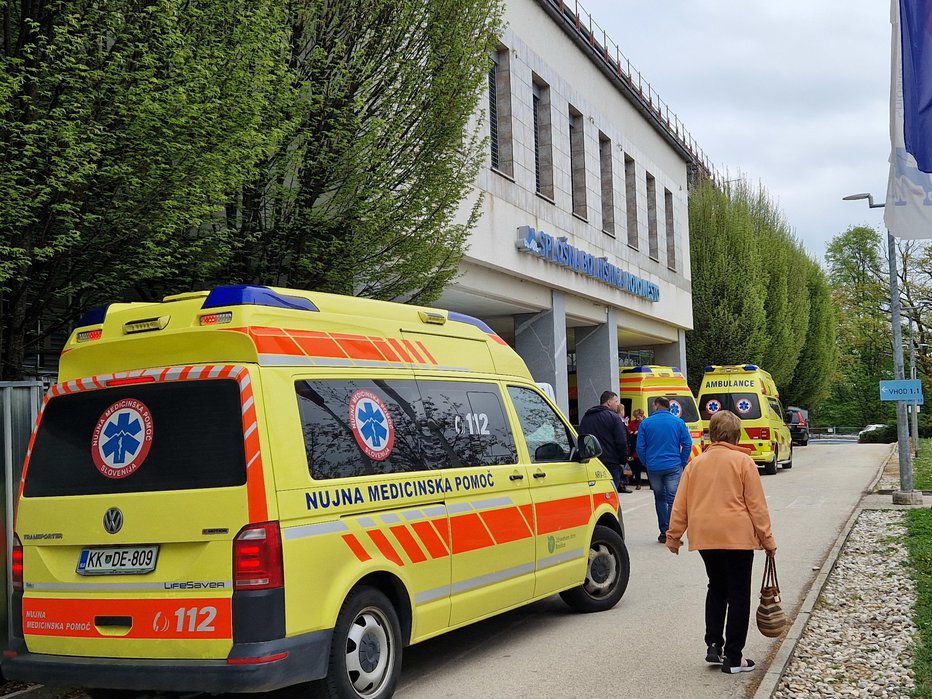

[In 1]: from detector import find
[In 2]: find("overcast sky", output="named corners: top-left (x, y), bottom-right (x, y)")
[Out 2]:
top-left (577, 0), bottom-right (891, 263)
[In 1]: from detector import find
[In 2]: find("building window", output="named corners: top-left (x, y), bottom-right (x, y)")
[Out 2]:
top-left (488, 49), bottom-right (513, 176)
top-left (665, 188), bottom-right (676, 270)
top-left (532, 78), bottom-right (554, 199)
top-left (599, 133), bottom-right (614, 236)
top-left (488, 63), bottom-right (499, 170)
top-left (646, 172), bottom-right (658, 261)
top-left (625, 154), bottom-right (638, 249)
top-left (569, 106), bottom-right (586, 219)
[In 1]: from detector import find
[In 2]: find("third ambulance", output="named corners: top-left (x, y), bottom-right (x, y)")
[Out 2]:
top-left (696, 364), bottom-right (793, 475)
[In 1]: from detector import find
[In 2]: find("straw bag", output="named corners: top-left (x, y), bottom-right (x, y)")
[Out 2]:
top-left (756, 555), bottom-right (786, 637)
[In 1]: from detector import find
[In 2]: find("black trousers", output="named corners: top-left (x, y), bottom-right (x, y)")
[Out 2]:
top-left (698, 549), bottom-right (754, 664)
top-left (629, 456), bottom-right (643, 485)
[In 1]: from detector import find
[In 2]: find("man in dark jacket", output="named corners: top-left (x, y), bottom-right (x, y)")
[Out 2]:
top-left (578, 390), bottom-right (630, 492)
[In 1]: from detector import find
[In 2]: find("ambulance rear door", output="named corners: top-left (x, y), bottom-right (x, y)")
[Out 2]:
top-left (15, 367), bottom-right (264, 661)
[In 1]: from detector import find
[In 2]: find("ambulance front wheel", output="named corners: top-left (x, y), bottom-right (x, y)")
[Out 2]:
top-left (560, 525), bottom-right (630, 613)
top-left (321, 586), bottom-right (402, 699)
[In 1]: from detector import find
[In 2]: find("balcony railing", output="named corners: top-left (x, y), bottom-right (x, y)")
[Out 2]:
top-left (544, 0), bottom-right (724, 187)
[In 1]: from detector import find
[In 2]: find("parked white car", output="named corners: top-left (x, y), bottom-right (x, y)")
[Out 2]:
top-left (858, 423), bottom-right (887, 438)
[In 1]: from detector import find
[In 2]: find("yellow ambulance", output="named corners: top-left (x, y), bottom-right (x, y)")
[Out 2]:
top-left (618, 366), bottom-right (702, 462)
top-left (696, 364), bottom-right (793, 475)
top-left (3, 285), bottom-right (628, 699)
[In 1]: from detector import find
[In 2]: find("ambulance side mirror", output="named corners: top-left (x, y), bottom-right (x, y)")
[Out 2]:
top-left (576, 434), bottom-right (603, 462)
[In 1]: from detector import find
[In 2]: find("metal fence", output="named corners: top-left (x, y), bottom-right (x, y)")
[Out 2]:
top-left (810, 427), bottom-right (861, 439)
top-left (0, 382), bottom-right (45, 649)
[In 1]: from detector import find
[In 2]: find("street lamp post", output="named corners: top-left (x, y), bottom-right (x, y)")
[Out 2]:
top-left (843, 193), bottom-right (922, 505)
top-left (901, 305), bottom-right (926, 457)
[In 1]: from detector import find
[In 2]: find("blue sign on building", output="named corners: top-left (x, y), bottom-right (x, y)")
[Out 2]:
top-left (879, 379), bottom-right (924, 404)
top-left (515, 225), bottom-right (661, 302)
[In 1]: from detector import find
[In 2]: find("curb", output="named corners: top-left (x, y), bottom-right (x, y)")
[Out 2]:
top-left (751, 443), bottom-right (896, 699)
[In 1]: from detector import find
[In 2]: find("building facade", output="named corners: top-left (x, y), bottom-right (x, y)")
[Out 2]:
top-left (437, 0), bottom-right (704, 422)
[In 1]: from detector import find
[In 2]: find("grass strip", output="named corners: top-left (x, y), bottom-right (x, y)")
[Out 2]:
top-left (914, 438), bottom-right (932, 491)
top-left (907, 507), bottom-right (932, 697)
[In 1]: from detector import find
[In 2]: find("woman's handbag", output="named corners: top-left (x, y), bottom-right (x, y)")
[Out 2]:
top-left (756, 555), bottom-right (787, 637)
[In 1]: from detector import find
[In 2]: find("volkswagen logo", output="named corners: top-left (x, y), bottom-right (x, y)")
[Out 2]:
top-left (103, 508), bottom-right (123, 535)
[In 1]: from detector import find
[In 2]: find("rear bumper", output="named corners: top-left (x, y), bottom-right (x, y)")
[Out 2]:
top-left (2, 630), bottom-right (332, 693)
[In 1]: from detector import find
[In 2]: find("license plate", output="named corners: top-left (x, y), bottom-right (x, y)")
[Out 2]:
top-left (77, 546), bottom-right (159, 575)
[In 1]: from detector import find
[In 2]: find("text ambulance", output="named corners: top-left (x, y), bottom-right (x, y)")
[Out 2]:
top-left (3, 285), bottom-right (629, 699)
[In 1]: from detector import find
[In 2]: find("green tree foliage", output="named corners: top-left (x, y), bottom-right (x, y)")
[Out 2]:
top-left (686, 179), bottom-right (768, 387)
top-left (215, 0), bottom-right (503, 303)
top-left (0, 0), bottom-right (503, 380)
top-left (783, 259), bottom-right (836, 408)
top-left (0, 0), bottom-right (290, 379)
top-left (818, 226), bottom-right (892, 427)
top-left (686, 177), bottom-right (836, 408)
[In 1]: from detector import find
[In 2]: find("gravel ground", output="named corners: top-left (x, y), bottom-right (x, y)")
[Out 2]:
top-left (773, 509), bottom-right (916, 698)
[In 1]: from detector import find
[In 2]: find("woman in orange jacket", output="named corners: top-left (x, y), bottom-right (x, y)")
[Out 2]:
top-left (665, 409), bottom-right (777, 675)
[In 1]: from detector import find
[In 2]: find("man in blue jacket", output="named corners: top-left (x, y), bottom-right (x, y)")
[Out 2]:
top-left (578, 391), bottom-right (630, 493)
top-left (637, 396), bottom-right (693, 542)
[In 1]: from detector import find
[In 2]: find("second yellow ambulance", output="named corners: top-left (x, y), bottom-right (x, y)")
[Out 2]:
top-left (618, 365), bottom-right (702, 462)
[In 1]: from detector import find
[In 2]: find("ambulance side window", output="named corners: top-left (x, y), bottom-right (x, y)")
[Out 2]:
top-left (507, 386), bottom-right (574, 463)
top-left (767, 398), bottom-right (783, 422)
top-left (418, 381), bottom-right (518, 467)
top-left (295, 379), bottom-right (430, 480)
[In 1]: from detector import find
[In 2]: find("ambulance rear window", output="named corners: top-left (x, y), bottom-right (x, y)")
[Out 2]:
top-left (698, 393), bottom-right (761, 421)
top-left (24, 380), bottom-right (247, 497)
top-left (648, 395), bottom-right (699, 422)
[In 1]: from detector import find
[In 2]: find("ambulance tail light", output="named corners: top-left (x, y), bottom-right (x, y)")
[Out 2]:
top-left (106, 375), bottom-right (156, 387)
top-left (76, 329), bottom-right (103, 343)
top-left (11, 534), bottom-right (23, 591)
top-left (745, 427), bottom-right (770, 441)
top-left (200, 311), bottom-right (234, 326)
top-left (233, 522), bottom-right (283, 590)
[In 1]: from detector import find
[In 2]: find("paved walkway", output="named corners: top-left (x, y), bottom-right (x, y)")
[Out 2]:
top-left (753, 444), bottom-right (928, 699)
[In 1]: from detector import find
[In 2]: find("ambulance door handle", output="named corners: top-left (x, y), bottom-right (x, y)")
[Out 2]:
top-left (533, 471), bottom-right (547, 479)
top-left (509, 473), bottom-right (524, 481)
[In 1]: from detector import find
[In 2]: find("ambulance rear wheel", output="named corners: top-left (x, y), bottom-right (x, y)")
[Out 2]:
top-left (560, 524), bottom-right (629, 613)
top-left (764, 448), bottom-right (778, 475)
top-left (323, 586), bottom-right (402, 699)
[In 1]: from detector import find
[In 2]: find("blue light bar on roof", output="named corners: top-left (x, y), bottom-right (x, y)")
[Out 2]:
top-left (447, 311), bottom-right (497, 335)
top-left (744, 364), bottom-right (758, 371)
top-left (202, 285), bottom-right (319, 312)
top-left (704, 366), bottom-right (714, 372)
top-left (75, 304), bottom-right (111, 328)
top-left (628, 366), bottom-right (652, 373)
top-left (672, 366), bottom-right (681, 372)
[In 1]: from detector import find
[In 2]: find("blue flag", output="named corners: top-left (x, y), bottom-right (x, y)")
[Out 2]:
top-left (901, 0), bottom-right (932, 172)
top-left (885, 0), bottom-right (932, 238)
